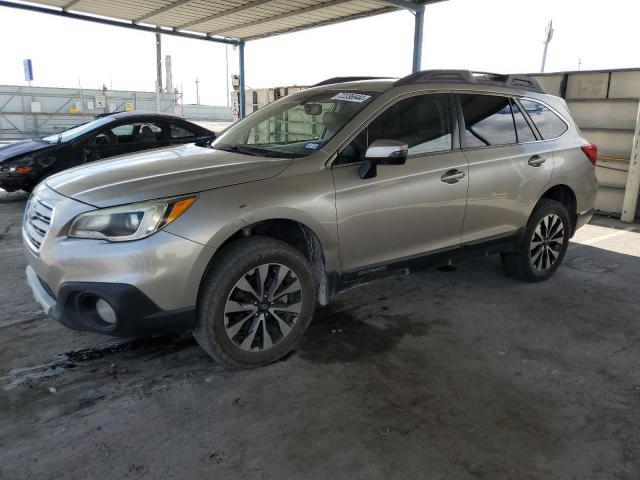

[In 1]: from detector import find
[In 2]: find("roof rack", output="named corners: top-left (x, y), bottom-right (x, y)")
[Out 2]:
top-left (394, 69), bottom-right (545, 93)
top-left (312, 76), bottom-right (393, 87)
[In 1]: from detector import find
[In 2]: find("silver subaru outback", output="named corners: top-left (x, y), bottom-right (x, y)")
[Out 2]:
top-left (24, 70), bottom-right (597, 368)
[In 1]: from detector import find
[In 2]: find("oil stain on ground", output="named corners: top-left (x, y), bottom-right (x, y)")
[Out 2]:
top-left (297, 307), bottom-right (437, 364)
top-left (1, 335), bottom-right (196, 390)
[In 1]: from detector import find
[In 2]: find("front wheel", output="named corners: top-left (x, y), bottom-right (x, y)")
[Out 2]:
top-left (194, 236), bottom-right (317, 368)
top-left (501, 199), bottom-right (571, 282)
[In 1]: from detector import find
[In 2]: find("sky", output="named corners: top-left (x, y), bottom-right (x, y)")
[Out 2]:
top-left (0, 0), bottom-right (638, 106)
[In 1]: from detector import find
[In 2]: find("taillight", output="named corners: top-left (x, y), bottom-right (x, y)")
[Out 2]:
top-left (581, 144), bottom-right (597, 166)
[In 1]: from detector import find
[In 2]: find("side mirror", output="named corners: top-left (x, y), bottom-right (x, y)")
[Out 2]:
top-left (358, 139), bottom-right (408, 179)
top-left (304, 103), bottom-right (323, 116)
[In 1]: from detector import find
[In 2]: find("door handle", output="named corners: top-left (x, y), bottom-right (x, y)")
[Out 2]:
top-left (528, 155), bottom-right (546, 167)
top-left (441, 169), bottom-right (465, 184)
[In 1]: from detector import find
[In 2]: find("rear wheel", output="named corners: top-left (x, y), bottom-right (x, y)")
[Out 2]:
top-left (194, 236), bottom-right (316, 368)
top-left (501, 199), bottom-right (570, 282)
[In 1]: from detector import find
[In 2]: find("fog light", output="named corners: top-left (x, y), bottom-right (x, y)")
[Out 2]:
top-left (95, 298), bottom-right (117, 325)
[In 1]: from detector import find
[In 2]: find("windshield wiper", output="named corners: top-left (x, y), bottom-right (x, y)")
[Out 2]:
top-left (215, 144), bottom-right (259, 156)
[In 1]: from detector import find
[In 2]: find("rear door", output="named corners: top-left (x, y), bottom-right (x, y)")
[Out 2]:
top-left (457, 93), bottom-right (553, 244)
top-left (332, 92), bottom-right (469, 273)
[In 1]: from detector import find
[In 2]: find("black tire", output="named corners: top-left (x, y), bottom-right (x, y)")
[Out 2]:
top-left (194, 236), bottom-right (317, 368)
top-left (501, 199), bottom-right (571, 282)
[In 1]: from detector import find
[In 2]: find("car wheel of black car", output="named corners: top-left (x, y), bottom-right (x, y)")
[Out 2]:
top-left (194, 236), bottom-right (317, 368)
top-left (501, 199), bottom-right (571, 282)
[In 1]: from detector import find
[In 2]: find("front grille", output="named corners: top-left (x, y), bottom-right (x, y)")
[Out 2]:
top-left (23, 195), bottom-right (55, 253)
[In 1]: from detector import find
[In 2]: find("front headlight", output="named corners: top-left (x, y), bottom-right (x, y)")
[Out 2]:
top-left (9, 154), bottom-right (36, 173)
top-left (68, 195), bottom-right (196, 242)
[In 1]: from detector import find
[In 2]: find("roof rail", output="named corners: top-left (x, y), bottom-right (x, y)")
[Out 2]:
top-left (312, 76), bottom-right (393, 87)
top-left (394, 69), bottom-right (545, 93)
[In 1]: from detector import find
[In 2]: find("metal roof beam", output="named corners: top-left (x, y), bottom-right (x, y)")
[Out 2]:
top-left (177, 0), bottom-right (275, 31)
top-left (241, 5), bottom-right (393, 40)
top-left (0, 0), bottom-right (242, 45)
top-left (209, 0), bottom-right (357, 36)
top-left (62, 0), bottom-right (83, 11)
top-left (376, 0), bottom-right (422, 11)
top-left (134, 0), bottom-right (196, 24)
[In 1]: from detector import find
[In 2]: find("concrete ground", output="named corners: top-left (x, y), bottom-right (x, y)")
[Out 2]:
top-left (1, 190), bottom-right (640, 480)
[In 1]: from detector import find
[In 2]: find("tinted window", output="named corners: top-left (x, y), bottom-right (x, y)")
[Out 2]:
top-left (91, 122), bottom-right (162, 146)
top-left (459, 94), bottom-right (516, 147)
top-left (519, 99), bottom-right (568, 139)
top-left (369, 94), bottom-right (452, 155)
top-left (111, 124), bottom-right (135, 137)
top-left (170, 124), bottom-right (198, 140)
top-left (335, 93), bottom-right (452, 165)
top-left (512, 101), bottom-right (537, 143)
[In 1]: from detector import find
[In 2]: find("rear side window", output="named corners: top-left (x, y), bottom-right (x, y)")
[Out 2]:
top-left (519, 99), bottom-right (568, 139)
top-left (170, 123), bottom-right (199, 140)
top-left (459, 94), bottom-right (516, 147)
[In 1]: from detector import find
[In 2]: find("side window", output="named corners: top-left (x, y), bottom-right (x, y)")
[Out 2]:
top-left (95, 122), bottom-right (162, 145)
top-left (369, 94), bottom-right (452, 155)
top-left (170, 123), bottom-right (198, 140)
top-left (459, 94), bottom-right (516, 147)
top-left (335, 93), bottom-right (452, 165)
top-left (512, 100), bottom-right (537, 143)
top-left (111, 124), bottom-right (135, 137)
top-left (519, 99), bottom-right (568, 140)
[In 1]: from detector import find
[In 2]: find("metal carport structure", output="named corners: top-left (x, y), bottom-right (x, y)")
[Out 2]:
top-left (0, 0), bottom-right (446, 118)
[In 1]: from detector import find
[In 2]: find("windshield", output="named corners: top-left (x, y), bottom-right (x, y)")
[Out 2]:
top-left (213, 90), bottom-right (379, 158)
top-left (42, 117), bottom-right (114, 143)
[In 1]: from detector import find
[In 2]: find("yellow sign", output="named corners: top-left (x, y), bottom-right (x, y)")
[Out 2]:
top-left (69, 106), bottom-right (78, 113)
top-left (124, 102), bottom-right (135, 112)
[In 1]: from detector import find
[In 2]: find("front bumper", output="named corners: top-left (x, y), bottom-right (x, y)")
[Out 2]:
top-left (0, 176), bottom-right (32, 192)
top-left (26, 265), bottom-right (196, 337)
top-left (23, 184), bottom-right (214, 337)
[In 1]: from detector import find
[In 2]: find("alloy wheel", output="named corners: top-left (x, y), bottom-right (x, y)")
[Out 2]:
top-left (223, 263), bottom-right (302, 352)
top-left (530, 214), bottom-right (565, 271)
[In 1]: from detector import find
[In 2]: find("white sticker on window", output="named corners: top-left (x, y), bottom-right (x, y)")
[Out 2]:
top-left (331, 92), bottom-right (372, 103)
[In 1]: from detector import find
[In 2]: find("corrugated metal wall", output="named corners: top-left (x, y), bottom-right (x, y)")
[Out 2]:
top-left (0, 85), bottom-right (233, 141)
top-left (532, 69), bottom-right (640, 216)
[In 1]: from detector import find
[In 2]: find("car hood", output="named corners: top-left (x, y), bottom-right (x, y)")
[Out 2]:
top-left (0, 139), bottom-right (52, 163)
top-left (46, 143), bottom-right (292, 207)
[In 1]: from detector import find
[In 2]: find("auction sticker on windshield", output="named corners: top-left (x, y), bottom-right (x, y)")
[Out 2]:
top-left (331, 92), bottom-right (372, 103)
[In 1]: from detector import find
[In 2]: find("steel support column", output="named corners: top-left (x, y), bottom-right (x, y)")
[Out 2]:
top-left (621, 101), bottom-right (640, 222)
top-left (239, 41), bottom-right (246, 119)
top-left (412, 6), bottom-right (424, 73)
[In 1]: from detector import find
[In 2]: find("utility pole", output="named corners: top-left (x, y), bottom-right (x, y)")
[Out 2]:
top-left (155, 31), bottom-right (163, 93)
top-left (578, 58), bottom-right (582, 71)
top-left (165, 55), bottom-right (173, 93)
top-left (195, 78), bottom-right (200, 105)
top-left (540, 20), bottom-right (554, 73)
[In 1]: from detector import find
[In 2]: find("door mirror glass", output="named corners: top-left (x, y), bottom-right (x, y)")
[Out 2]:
top-left (304, 103), bottom-right (323, 116)
top-left (358, 139), bottom-right (408, 179)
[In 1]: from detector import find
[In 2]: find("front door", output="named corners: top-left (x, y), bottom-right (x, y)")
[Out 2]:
top-left (332, 92), bottom-right (469, 274)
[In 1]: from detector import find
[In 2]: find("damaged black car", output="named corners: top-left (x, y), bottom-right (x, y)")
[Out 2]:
top-left (0, 111), bottom-right (215, 192)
